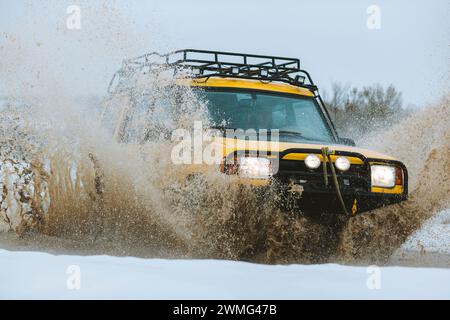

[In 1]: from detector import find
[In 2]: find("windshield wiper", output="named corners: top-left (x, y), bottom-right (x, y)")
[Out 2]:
top-left (277, 130), bottom-right (315, 141)
top-left (277, 130), bottom-right (304, 136)
top-left (209, 125), bottom-right (237, 130)
top-left (208, 128), bottom-right (316, 141)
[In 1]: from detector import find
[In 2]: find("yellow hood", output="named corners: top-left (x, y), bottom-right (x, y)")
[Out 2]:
top-left (217, 137), bottom-right (398, 162)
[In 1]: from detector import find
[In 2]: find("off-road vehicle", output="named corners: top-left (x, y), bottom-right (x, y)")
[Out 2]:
top-left (106, 49), bottom-right (408, 217)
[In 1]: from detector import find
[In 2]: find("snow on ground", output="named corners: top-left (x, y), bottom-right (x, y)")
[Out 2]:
top-left (1, 249), bottom-right (449, 299)
top-left (390, 209), bottom-right (450, 267)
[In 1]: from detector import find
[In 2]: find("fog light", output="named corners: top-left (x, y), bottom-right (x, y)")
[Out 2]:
top-left (304, 154), bottom-right (321, 169)
top-left (335, 156), bottom-right (350, 171)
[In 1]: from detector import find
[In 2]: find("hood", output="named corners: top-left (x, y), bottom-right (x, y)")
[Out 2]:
top-left (216, 137), bottom-right (398, 162)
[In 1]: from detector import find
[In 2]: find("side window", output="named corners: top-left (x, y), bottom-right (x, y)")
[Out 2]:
top-left (101, 95), bottom-right (131, 138)
top-left (120, 92), bottom-right (176, 143)
top-left (120, 96), bottom-right (152, 143)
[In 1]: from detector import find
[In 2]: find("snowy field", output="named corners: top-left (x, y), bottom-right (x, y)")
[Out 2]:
top-left (1, 208), bottom-right (449, 300)
top-left (1, 248), bottom-right (449, 300)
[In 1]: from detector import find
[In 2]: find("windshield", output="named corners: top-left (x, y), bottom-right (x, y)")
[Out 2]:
top-left (196, 88), bottom-right (335, 143)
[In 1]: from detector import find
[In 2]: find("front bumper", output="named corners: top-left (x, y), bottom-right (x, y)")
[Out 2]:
top-left (234, 148), bottom-right (408, 215)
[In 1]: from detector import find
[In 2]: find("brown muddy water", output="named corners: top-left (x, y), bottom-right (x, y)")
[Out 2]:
top-left (1, 90), bottom-right (449, 267)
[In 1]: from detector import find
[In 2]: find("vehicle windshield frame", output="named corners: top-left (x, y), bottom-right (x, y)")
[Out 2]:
top-left (194, 86), bottom-right (339, 144)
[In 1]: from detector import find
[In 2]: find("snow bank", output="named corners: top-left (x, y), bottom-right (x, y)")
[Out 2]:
top-left (0, 249), bottom-right (449, 299)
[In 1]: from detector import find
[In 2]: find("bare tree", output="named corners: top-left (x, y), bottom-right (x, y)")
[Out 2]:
top-left (323, 83), bottom-right (406, 139)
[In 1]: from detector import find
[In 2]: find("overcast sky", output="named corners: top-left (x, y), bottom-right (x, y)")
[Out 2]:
top-left (1, 0), bottom-right (449, 107)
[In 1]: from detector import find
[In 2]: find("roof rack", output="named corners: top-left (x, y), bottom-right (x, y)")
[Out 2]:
top-left (108, 49), bottom-right (319, 94)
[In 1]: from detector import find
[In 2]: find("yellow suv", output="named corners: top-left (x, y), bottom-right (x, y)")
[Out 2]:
top-left (107, 49), bottom-right (408, 217)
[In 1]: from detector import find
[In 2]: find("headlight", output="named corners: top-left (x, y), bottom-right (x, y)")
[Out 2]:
top-left (335, 156), bottom-right (350, 171)
top-left (371, 165), bottom-right (396, 188)
top-left (239, 157), bottom-right (272, 179)
top-left (304, 154), bottom-right (321, 169)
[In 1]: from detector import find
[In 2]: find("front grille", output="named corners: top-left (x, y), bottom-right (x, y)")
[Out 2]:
top-left (273, 159), bottom-right (370, 194)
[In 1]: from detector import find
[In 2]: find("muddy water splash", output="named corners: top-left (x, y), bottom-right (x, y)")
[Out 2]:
top-left (1, 80), bottom-right (449, 264)
top-left (3, 69), bottom-right (214, 253)
top-left (337, 96), bottom-right (450, 264)
top-left (0, 78), bottom-right (335, 263)
top-left (179, 95), bottom-right (450, 264)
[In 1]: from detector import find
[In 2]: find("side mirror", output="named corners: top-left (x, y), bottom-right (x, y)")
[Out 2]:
top-left (338, 137), bottom-right (356, 146)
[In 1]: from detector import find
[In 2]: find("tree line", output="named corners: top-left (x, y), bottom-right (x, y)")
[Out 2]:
top-left (323, 83), bottom-right (411, 140)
